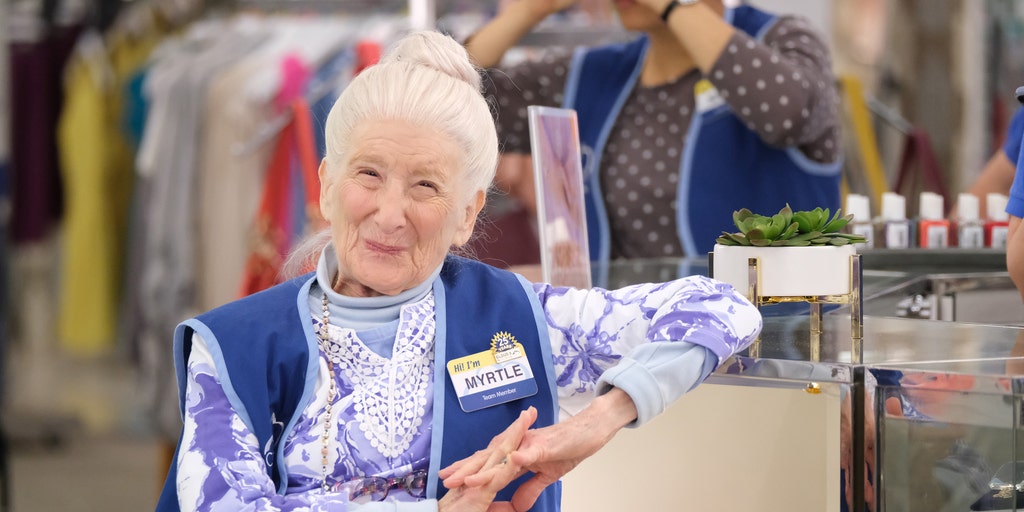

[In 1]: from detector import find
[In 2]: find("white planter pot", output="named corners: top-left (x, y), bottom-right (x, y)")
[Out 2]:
top-left (711, 244), bottom-right (857, 297)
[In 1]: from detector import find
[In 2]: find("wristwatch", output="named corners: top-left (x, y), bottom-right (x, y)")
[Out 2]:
top-left (660, 0), bottom-right (700, 22)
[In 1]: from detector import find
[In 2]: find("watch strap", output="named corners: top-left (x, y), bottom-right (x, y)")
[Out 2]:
top-left (660, 0), bottom-right (698, 22)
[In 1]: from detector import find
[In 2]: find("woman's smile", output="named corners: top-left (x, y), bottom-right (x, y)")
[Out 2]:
top-left (364, 239), bottom-right (405, 255)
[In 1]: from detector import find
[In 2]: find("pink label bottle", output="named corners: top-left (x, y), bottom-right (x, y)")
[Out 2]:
top-left (917, 192), bottom-right (949, 248)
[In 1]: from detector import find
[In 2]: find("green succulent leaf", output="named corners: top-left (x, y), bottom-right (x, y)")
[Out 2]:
top-left (822, 213), bottom-right (853, 234)
top-left (819, 209), bottom-right (845, 232)
top-left (779, 204), bottom-right (793, 227)
top-left (738, 216), bottom-right (764, 235)
top-left (791, 211), bottom-right (816, 233)
top-left (816, 208), bottom-right (830, 231)
top-left (768, 213), bottom-right (788, 238)
top-left (747, 228), bottom-right (771, 241)
top-left (721, 232), bottom-right (752, 246)
top-left (778, 222), bottom-right (800, 240)
top-left (790, 230), bottom-right (824, 242)
top-left (724, 205), bottom-right (867, 248)
top-left (733, 208), bottom-right (754, 228)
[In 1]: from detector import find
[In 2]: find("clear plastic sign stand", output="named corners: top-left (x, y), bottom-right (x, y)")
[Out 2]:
top-left (528, 106), bottom-right (592, 289)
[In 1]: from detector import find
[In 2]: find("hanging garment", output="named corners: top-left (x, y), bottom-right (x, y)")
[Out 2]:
top-left (136, 23), bottom-right (268, 339)
top-left (238, 98), bottom-right (324, 297)
top-left (55, 33), bottom-right (115, 353)
top-left (194, 18), bottom-right (341, 311)
top-left (131, 23), bottom-right (270, 441)
top-left (193, 53), bottom-right (278, 311)
top-left (9, 24), bottom-right (81, 243)
top-left (56, 25), bottom-right (164, 354)
top-left (195, 18), bottom-right (390, 311)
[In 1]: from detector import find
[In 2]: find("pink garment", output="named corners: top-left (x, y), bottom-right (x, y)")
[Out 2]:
top-left (237, 99), bottom-right (323, 297)
top-left (274, 54), bottom-right (310, 111)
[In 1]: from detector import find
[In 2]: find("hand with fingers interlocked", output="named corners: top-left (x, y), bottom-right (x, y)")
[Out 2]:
top-left (437, 408), bottom-right (539, 512)
top-left (442, 389), bottom-right (639, 512)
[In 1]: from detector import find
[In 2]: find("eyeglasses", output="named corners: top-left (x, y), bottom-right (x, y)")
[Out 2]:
top-left (333, 469), bottom-right (428, 503)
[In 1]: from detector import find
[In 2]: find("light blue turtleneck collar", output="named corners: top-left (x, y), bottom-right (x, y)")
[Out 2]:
top-left (308, 243), bottom-right (442, 333)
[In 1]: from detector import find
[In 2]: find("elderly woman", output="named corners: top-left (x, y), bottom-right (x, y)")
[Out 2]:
top-left (156, 31), bottom-right (762, 511)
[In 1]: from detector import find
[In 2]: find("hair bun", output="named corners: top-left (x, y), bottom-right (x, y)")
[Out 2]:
top-left (380, 30), bottom-right (482, 91)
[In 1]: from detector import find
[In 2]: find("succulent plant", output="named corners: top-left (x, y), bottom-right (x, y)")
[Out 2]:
top-left (716, 204), bottom-right (868, 247)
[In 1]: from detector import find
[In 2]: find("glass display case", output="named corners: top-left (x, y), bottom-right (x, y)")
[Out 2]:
top-left (869, 348), bottom-right (1024, 512)
top-left (745, 313), bottom-right (1024, 512)
top-left (557, 250), bottom-right (1024, 512)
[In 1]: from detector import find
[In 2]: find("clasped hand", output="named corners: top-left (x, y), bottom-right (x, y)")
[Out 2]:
top-left (438, 402), bottom-right (621, 512)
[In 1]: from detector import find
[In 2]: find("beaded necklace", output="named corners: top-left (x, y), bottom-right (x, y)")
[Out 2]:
top-left (316, 291), bottom-right (337, 493)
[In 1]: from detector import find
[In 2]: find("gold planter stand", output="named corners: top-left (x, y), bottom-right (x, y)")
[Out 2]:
top-left (709, 253), bottom-right (864, 364)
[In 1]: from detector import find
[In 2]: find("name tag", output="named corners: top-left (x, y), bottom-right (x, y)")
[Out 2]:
top-left (694, 78), bottom-right (725, 113)
top-left (446, 331), bottom-right (538, 412)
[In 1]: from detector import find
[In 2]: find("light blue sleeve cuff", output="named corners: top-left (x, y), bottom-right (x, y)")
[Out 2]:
top-left (595, 341), bottom-right (713, 427)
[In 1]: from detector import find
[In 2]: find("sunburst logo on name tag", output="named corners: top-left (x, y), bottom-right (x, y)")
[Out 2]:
top-left (491, 331), bottom-right (524, 363)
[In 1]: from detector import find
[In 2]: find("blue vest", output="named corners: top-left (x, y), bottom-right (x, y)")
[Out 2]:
top-left (564, 5), bottom-right (842, 263)
top-left (156, 256), bottom-right (560, 511)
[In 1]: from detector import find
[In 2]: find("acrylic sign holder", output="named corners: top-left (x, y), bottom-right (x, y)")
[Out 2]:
top-left (528, 106), bottom-right (592, 289)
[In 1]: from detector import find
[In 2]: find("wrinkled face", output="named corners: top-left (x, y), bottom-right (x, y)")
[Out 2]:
top-left (319, 119), bottom-right (485, 297)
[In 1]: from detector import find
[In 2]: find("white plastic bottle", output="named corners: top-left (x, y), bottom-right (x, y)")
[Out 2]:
top-left (954, 193), bottom-right (984, 248)
top-left (986, 193), bottom-right (1010, 249)
top-left (845, 193), bottom-right (873, 248)
top-left (875, 192), bottom-right (910, 249)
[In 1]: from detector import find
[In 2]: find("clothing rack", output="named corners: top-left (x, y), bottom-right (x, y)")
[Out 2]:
top-left (234, 0), bottom-right (426, 25)
top-left (229, 0), bottom-right (431, 156)
top-left (232, 75), bottom-right (336, 156)
top-left (231, 1), bottom-right (621, 155)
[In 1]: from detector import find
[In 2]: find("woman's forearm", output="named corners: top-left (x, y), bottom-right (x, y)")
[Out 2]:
top-left (464, 1), bottom-right (551, 68)
top-left (646, 0), bottom-right (734, 73)
top-left (1008, 216), bottom-right (1024, 301)
top-left (579, 387), bottom-right (639, 441)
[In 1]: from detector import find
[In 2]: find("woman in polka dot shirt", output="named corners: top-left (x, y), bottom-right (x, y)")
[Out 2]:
top-left (467, 0), bottom-right (842, 263)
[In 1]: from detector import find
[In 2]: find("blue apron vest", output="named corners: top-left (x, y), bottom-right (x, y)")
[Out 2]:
top-left (156, 256), bottom-right (560, 511)
top-left (565, 5), bottom-right (842, 263)
top-left (430, 257), bottom-right (561, 509)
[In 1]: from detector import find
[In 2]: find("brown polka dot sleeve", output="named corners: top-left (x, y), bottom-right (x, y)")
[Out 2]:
top-left (709, 15), bottom-right (840, 163)
top-left (483, 50), bottom-right (571, 154)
